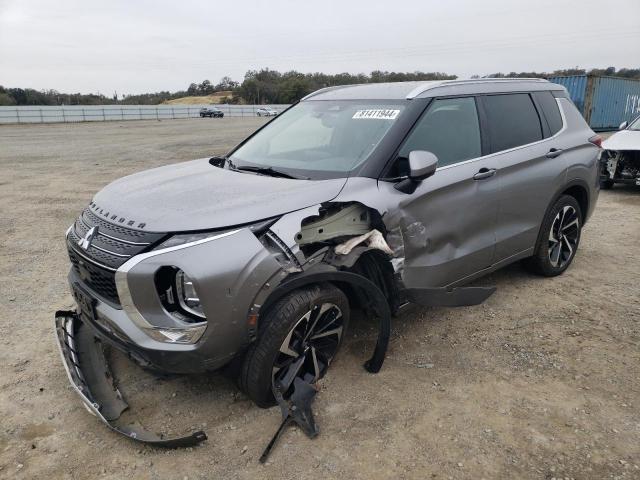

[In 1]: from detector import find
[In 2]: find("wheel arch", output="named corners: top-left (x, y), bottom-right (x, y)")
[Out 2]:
top-left (528, 178), bottom-right (590, 264)
top-left (559, 180), bottom-right (590, 222)
top-left (259, 268), bottom-right (391, 373)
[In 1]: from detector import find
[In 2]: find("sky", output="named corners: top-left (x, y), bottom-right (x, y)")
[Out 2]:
top-left (1, 0), bottom-right (639, 95)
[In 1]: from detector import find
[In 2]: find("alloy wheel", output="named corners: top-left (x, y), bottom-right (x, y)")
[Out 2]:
top-left (548, 205), bottom-right (579, 268)
top-left (272, 303), bottom-right (344, 396)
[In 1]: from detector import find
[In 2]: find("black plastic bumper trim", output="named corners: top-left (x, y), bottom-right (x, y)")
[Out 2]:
top-left (54, 310), bottom-right (207, 447)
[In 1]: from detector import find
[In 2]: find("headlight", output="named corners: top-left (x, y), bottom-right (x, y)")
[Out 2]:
top-left (156, 231), bottom-right (222, 249)
top-left (155, 218), bottom-right (279, 250)
top-left (116, 265), bottom-right (208, 344)
top-left (155, 266), bottom-right (206, 322)
top-left (175, 269), bottom-right (205, 318)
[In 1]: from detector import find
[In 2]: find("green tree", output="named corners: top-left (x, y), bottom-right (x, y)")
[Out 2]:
top-left (0, 92), bottom-right (16, 105)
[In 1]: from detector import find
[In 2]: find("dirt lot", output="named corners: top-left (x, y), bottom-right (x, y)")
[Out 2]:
top-left (1, 118), bottom-right (639, 480)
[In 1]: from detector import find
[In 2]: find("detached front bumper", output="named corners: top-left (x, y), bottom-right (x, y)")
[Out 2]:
top-left (54, 310), bottom-right (207, 447)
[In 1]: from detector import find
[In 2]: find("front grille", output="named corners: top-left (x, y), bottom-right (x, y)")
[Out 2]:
top-left (68, 247), bottom-right (120, 303)
top-left (67, 207), bottom-right (166, 305)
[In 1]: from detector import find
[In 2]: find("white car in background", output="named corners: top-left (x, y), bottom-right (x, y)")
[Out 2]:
top-left (256, 107), bottom-right (278, 117)
top-left (600, 115), bottom-right (640, 189)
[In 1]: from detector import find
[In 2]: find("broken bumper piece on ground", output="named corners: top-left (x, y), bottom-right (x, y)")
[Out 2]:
top-left (54, 310), bottom-right (207, 448)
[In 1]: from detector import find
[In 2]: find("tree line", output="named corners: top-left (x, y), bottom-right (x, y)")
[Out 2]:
top-left (2, 67), bottom-right (639, 106)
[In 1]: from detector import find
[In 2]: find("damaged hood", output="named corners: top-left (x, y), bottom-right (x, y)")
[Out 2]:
top-left (603, 130), bottom-right (640, 151)
top-left (92, 158), bottom-right (347, 232)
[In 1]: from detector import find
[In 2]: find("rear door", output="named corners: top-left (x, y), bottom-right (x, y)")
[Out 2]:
top-left (479, 92), bottom-right (568, 262)
top-left (392, 96), bottom-right (501, 288)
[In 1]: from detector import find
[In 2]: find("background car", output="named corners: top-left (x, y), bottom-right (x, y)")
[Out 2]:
top-left (256, 107), bottom-right (278, 117)
top-left (199, 107), bottom-right (224, 118)
top-left (600, 115), bottom-right (640, 188)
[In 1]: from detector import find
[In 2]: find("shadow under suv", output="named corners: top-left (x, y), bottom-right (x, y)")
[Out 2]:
top-left (55, 78), bottom-right (600, 444)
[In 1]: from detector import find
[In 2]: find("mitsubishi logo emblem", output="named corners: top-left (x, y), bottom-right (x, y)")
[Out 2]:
top-left (78, 226), bottom-right (98, 251)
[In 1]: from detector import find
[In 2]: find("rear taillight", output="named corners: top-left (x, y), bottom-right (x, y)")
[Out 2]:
top-left (589, 135), bottom-right (602, 148)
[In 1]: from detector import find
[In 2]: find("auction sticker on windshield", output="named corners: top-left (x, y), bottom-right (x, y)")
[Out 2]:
top-left (352, 109), bottom-right (400, 120)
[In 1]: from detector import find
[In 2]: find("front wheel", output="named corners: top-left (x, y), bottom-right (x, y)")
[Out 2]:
top-left (524, 195), bottom-right (582, 276)
top-left (240, 284), bottom-right (349, 407)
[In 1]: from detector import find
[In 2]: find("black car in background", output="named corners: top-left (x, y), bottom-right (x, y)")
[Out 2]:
top-left (199, 107), bottom-right (224, 118)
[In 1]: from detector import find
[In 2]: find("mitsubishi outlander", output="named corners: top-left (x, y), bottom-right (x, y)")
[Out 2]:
top-left (55, 78), bottom-right (601, 444)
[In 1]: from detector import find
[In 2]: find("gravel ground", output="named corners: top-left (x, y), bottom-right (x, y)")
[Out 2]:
top-left (0, 119), bottom-right (639, 480)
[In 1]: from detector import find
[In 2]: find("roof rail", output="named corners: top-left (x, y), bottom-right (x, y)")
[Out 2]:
top-left (405, 78), bottom-right (549, 99)
top-left (301, 84), bottom-right (355, 101)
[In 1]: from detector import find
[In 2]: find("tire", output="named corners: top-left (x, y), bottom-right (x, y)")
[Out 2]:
top-left (524, 194), bottom-right (582, 277)
top-left (600, 178), bottom-right (614, 189)
top-left (240, 283), bottom-right (349, 408)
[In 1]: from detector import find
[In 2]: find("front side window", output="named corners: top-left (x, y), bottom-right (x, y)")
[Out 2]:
top-left (229, 100), bottom-right (407, 179)
top-left (397, 96), bottom-right (482, 168)
top-left (483, 93), bottom-right (543, 152)
top-left (629, 115), bottom-right (640, 131)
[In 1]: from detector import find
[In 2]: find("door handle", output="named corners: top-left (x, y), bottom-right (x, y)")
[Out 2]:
top-left (546, 148), bottom-right (564, 159)
top-left (473, 168), bottom-right (497, 180)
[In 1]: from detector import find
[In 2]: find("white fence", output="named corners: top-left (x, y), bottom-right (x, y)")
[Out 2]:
top-left (0, 104), bottom-right (290, 124)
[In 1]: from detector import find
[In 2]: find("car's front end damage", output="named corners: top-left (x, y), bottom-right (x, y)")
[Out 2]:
top-left (55, 161), bottom-right (411, 445)
top-left (56, 169), bottom-right (496, 446)
top-left (600, 149), bottom-right (640, 187)
top-left (601, 122), bottom-right (640, 188)
top-left (54, 311), bottom-right (208, 446)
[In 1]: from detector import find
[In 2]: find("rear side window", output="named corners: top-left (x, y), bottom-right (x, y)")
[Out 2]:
top-left (533, 91), bottom-right (563, 136)
top-left (398, 97), bottom-right (482, 167)
top-left (482, 94), bottom-right (542, 152)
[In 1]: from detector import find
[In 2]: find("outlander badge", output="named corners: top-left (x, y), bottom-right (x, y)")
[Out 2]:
top-left (78, 226), bottom-right (98, 250)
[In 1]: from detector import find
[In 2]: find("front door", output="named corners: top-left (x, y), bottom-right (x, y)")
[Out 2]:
top-left (391, 96), bottom-right (500, 288)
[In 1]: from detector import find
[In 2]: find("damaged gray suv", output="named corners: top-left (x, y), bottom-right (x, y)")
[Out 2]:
top-left (56, 79), bottom-right (601, 445)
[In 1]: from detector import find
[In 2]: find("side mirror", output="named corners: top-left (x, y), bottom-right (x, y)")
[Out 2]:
top-left (394, 150), bottom-right (439, 194)
top-left (408, 150), bottom-right (438, 180)
top-left (619, 121), bottom-right (628, 130)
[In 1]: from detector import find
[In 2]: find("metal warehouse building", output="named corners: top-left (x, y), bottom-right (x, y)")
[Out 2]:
top-left (548, 75), bottom-right (640, 131)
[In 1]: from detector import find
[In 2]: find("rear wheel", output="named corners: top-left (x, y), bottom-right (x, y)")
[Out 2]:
top-left (525, 195), bottom-right (582, 276)
top-left (240, 284), bottom-right (349, 407)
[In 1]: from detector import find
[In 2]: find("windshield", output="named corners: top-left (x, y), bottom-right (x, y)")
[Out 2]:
top-left (629, 116), bottom-right (640, 131)
top-left (229, 100), bottom-right (407, 179)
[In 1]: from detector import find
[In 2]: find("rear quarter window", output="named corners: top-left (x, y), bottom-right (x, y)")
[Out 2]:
top-left (482, 93), bottom-right (543, 152)
top-left (533, 91), bottom-right (564, 136)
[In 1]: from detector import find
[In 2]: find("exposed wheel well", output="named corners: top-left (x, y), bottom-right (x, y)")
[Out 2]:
top-left (561, 184), bottom-right (589, 221)
top-left (339, 250), bottom-right (398, 313)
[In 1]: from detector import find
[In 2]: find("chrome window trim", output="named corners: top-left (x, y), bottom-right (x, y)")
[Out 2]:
top-left (434, 96), bottom-right (568, 173)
